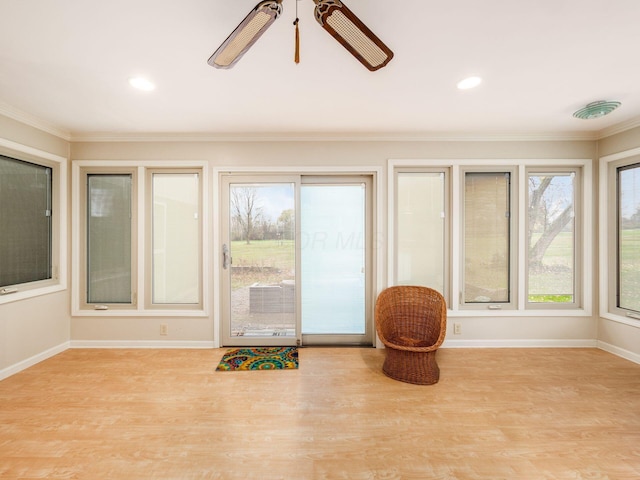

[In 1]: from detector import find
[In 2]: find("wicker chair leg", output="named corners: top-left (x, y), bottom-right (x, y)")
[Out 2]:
top-left (382, 348), bottom-right (440, 385)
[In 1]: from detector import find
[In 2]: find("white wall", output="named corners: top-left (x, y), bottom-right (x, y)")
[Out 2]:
top-left (69, 138), bottom-right (599, 348)
top-left (0, 114), bottom-right (70, 379)
top-left (596, 126), bottom-right (640, 363)
top-left (9, 117), bottom-right (639, 377)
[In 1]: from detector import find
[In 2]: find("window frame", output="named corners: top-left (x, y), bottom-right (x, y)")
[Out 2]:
top-left (525, 167), bottom-right (582, 310)
top-left (601, 149), bottom-right (640, 325)
top-left (72, 160), bottom-right (208, 316)
top-left (460, 167), bottom-right (518, 311)
top-left (0, 138), bottom-right (67, 305)
top-left (389, 158), bottom-right (592, 317)
top-left (80, 167), bottom-right (138, 310)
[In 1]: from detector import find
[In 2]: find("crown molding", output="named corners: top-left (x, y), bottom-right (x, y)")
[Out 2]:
top-left (597, 116), bottom-right (640, 140)
top-left (0, 101), bottom-right (71, 141)
top-left (2, 99), bottom-right (639, 144)
top-left (69, 130), bottom-right (601, 143)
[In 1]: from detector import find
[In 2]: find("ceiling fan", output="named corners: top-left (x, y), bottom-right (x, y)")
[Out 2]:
top-left (208, 0), bottom-right (393, 71)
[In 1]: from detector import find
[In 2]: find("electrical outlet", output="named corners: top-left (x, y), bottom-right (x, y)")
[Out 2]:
top-left (453, 323), bottom-right (462, 335)
top-left (160, 324), bottom-right (168, 336)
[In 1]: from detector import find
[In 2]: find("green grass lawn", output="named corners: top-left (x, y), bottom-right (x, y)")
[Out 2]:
top-left (619, 228), bottom-right (640, 311)
top-left (529, 229), bottom-right (640, 306)
top-left (231, 239), bottom-right (294, 268)
top-left (227, 231), bottom-right (640, 309)
top-left (466, 231), bottom-right (575, 303)
top-left (528, 231), bottom-right (574, 302)
top-left (230, 240), bottom-right (295, 289)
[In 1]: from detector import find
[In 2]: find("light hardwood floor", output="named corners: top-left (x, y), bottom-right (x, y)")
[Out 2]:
top-left (1, 347), bottom-right (639, 479)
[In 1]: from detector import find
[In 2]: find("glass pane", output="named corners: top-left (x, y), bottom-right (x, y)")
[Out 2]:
top-left (229, 183), bottom-right (295, 337)
top-left (87, 175), bottom-right (132, 304)
top-left (152, 173), bottom-right (199, 304)
top-left (0, 155), bottom-right (52, 287)
top-left (528, 173), bottom-right (575, 303)
top-left (464, 172), bottom-right (510, 303)
top-left (301, 184), bottom-right (365, 334)
top-left (618, 163), bottom-right (640, 313)
top-left (396, 172), bottom-right (445, 292)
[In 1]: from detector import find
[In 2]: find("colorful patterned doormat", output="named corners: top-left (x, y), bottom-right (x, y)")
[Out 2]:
top-left (216, 347), bottom-right (299, 371)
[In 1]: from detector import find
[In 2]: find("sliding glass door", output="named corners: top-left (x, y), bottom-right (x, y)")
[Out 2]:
top-left (300, 179), bottom-right (371, 344)
top-left (220, 174), bottom-right (373, 346)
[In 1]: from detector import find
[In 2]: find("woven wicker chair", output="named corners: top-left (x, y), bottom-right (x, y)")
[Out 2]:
top-left (375, 286), bottom-right (447, 385)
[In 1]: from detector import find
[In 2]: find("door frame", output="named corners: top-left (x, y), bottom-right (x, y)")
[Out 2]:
top-left (213, 167), bottom-right (383, 348)
top-left (220, 174), bottom-right (300, 347)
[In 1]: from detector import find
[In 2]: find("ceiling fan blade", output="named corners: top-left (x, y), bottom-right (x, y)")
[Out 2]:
top-left (208, 0), bottom-right (283, 69)
top-left (313, 0), bottom-right (393, 71)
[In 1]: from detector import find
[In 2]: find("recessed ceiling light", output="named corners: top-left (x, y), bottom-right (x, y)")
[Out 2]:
top-left (128, 76), bottom-right (155, 92)
top-left (457, 76), bottom-right (482, 90)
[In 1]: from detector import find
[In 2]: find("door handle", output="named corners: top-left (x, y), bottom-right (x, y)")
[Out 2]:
top-left (222, 243), bottom-right (231, 270)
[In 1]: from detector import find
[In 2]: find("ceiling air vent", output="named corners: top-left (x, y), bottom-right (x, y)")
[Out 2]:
top-left (573, 100), bottom-right (621, 120)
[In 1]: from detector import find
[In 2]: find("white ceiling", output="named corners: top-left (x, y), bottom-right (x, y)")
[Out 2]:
top-left (1, 0), bottom-right (640, 140)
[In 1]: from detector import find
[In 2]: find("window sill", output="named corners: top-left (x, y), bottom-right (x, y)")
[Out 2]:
top-left (71, 308), bottom-right (208, 317)
top-left (0, 284), bottom-right (66, 305)
top-left (449, 308), bottom-right (592, 317)
top-left (600, 312), bottom-right (640, 329)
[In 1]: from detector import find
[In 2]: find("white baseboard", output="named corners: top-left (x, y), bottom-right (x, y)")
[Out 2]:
top-left (4, 339), bottom-right (635, 382)
top-left (0, 341), bottom-right (70, 381)
top-left (69, 340), bottom-right (216, 349)
top-left (597, 341), bottom-right (640, 365)
top-left (442, 339), bottom-right (598, 348)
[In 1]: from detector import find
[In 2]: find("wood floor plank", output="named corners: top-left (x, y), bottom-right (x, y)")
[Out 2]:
top-left (0, 347), bottom-right (639, 479)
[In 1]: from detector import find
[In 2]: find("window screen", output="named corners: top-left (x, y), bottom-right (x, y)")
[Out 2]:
top-left (0, 155), bottom-right (52, 288)
top-left (527, 173), bottom-right (576, 303)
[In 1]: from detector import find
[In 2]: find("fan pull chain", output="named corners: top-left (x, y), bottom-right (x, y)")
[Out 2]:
top-left (293, 0), bottom-right (300, 63)
top-left (294, 18), bottom-right (300, 63)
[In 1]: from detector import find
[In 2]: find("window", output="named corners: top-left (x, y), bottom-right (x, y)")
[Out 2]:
top-left (616, 163), bottom-right (640, 314)
top-left (73, 162), bottom-right (205, 314)
top-left (0, 155), bottom-right (52, 287)
top-left (86, 174), bottom-right (133, 304)
top-left (602, 151), bottom-right (640, 322)
top-left (149, 172), bottom-right (201, 306)
top-left (463, 171), bottom-right (513, 307)
top-left (527, 170), bottom-right (579, 306)
top-left (0, 141), bottom-right (66, 304)
top-left (395, 170), bottom-right (447, 294)
top-left (391, 159), bottom-right (590, 314)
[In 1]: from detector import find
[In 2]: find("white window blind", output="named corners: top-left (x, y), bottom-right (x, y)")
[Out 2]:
top-left (464, 172), bottom-right (511, 304)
